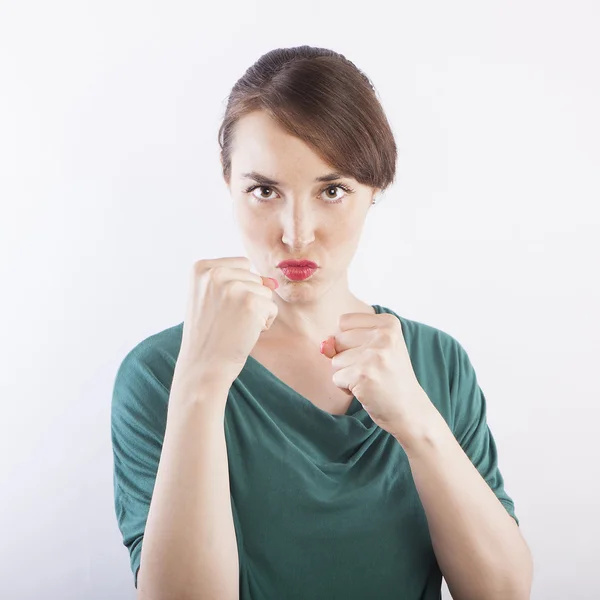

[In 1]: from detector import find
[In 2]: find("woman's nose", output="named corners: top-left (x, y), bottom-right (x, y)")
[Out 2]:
top-left (280, 202), bottom-right (316, 248)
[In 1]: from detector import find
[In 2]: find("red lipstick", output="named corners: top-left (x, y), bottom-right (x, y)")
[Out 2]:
top-left (277, 259), bottom-right (318, 281)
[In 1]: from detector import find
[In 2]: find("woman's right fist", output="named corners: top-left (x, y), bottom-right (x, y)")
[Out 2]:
top-left (176, 256), bottom-right (279, 387)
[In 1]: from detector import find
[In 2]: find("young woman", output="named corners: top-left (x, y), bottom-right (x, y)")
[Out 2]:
top-left (111, 45), bottom-right (533, 600)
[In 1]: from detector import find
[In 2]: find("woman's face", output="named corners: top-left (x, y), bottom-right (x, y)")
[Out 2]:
top-left (227, 109), bottom-right (378, 302)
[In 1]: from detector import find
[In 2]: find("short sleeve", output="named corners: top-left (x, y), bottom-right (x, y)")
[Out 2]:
top-left (449, 340), bottom-right (520, 527)
top-left (111, 345), bottom-right (170, 588)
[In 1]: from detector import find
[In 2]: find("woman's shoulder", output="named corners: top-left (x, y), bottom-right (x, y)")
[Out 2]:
top-left (116, 321), bottom-right (184, 378)
top-left (111, 321), bottom-right (185, 417)
top-left (374, 304), bottom-right (462, 358)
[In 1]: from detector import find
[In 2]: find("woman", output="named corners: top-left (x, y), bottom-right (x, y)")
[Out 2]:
top-left (111, 46), bottom-right (532, 599)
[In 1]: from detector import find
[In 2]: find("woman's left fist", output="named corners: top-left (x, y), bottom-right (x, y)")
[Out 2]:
top-left (320, 312), bottom-right (437, 446)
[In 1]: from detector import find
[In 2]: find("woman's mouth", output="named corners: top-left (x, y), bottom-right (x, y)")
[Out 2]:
top-left (277, 260), bottom-right (319, 281)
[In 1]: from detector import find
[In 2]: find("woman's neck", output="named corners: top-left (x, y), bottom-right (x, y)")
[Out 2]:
top-left (262, 294), bottom-right (375, 348)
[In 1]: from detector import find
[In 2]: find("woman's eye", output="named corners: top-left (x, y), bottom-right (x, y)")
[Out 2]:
top-left (251, 186), bottom-right (277, 201)
top-left (321, 185), bottom-right (346, 202)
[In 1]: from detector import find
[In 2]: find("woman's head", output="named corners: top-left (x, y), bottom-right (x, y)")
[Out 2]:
top-left (218, 46), bottom-right (397, 302)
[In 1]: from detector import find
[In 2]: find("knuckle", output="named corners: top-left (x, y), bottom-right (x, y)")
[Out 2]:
top-left (377, 324), bottom-right (396, 344)
top-left (224, 278), bottom-right (244, 297)
top-left (381, 329), bottom-right (395, 343)
top-left (358, 370), bottom-right (371, 384)
top-left (374, 349), bottom-right (388, 365)
top-left (364, 346), bottom-right (386, 367)
top-left (242, 292), bottom-right (259, 311)
top-left (210, 265), bottom-right (227, 281)
top-left (192, 259), bottom-right (208, 277)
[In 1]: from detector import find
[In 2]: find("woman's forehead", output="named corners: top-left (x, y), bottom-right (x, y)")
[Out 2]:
top-left (231, 117), bottom-right (346, 180)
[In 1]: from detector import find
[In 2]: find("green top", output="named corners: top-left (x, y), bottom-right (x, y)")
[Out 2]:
top-left (111, 304), bottom-right (519, 599)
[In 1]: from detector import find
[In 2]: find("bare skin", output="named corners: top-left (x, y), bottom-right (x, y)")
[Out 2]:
top-left (249, 312), bottom-right (374, 415)
top-left (227, 109), bottom-right (380, 413)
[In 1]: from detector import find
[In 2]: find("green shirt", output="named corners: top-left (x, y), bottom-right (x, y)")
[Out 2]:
top-left (111, 304), bottom-right (519, 599)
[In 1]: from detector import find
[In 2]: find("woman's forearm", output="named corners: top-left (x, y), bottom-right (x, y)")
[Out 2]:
top-left (137, 375), bottom-right (239, 600)
top-left (401, 400), bottom-right (533, 600)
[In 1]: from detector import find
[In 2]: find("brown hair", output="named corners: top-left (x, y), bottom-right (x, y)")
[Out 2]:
top-left (218, 45), bottom-right (397, 193)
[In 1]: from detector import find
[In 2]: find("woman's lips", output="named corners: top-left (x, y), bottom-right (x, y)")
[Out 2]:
top-left (279, 266), bottom-right (318, 281)
top-left (276, 259), bottom-right (318, 281)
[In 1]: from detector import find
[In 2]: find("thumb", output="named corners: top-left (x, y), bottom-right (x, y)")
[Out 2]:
top-left (319, 336), bottom-right (337, 359)
top-left (261, 276), bottom-right (279, 290)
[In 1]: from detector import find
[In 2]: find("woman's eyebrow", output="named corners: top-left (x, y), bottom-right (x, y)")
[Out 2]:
top-left (241, 171), bottom-right (350, 186)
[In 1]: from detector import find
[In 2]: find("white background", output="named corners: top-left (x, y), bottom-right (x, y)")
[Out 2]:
top-left (1, 1), bottom-right (598, 598)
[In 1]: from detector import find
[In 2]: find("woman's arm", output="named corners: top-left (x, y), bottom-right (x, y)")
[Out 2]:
top-left (402, 404), bottom-right (533, 600)
top-left (136, 374), bottom-right (239, 600)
